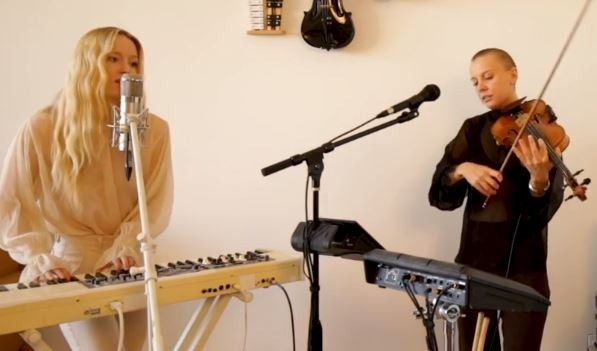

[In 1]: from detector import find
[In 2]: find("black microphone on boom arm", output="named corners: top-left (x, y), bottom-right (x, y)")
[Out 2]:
top-left (376, 84), bottom-right (441, 118)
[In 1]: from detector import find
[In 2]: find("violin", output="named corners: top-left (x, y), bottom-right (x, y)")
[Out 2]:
top-left (301, 0), bottom-right (355, 50)
top-left (491, 98), bottom-right (568, 151)
top-left (490, 98), bottom-right (590, 202)
top-left (481, 0), bottom-right (592, 207)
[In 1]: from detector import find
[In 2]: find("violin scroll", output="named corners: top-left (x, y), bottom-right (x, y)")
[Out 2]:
top-left (564, 169), bottom-right (590, 202)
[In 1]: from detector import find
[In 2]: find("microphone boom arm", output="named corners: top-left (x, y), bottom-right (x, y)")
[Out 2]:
top-left (261, 109), bottom-right (420, 176)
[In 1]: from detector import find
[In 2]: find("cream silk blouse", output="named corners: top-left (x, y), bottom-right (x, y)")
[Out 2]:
top-left (0, 109), bottom-right (173, 283)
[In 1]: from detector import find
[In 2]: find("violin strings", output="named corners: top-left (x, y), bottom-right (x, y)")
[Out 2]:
top-left (526, 122), bottom-right (574, 183)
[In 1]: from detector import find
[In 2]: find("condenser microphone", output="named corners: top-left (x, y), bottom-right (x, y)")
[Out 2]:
top-left (118, 74), bottom-right (144, 151)
top-left (376, 84), bottom-right (441, 118)
top-left (117, 74), bottom-right (144, 180)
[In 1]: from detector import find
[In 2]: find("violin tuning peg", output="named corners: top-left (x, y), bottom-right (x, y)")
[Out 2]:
top-left (581, 178), bottom-right (591, 186)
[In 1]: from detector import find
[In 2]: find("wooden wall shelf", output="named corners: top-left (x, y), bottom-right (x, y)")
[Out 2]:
top-left (247, 29), bottom-right (286, 36)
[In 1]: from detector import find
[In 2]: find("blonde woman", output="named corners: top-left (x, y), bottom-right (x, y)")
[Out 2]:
top-left (0, 27), bottom-right (173, 350)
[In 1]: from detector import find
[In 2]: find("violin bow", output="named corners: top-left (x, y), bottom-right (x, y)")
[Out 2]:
top-left (483, 0), bottom-right (593, 208)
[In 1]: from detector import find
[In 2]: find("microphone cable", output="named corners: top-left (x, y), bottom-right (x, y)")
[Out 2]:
top-left (403, 281), bottom-right (438, 351)
top-left (242, 301), bottom-right (248, 351)
top-left (328, 115), bottom-right (378, 143)
top-left (302, 174), bottom-right (314, 284)
top-left (109, 300), bottom-right (125, 351)
top-left (487, 213), bottom-right (522, 350)
top-left (276, 283), bottom-right (297, 351)
top-left (238, 284), bottom-right (297, 351)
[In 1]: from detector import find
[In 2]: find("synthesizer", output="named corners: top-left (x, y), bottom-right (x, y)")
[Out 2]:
top-left (0, 250), bottom-right (303, 335)
top-left (364, 249), bottom-right (550, 312)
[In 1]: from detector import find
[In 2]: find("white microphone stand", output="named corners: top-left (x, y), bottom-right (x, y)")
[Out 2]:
top-left (127, 112), bottom-right (164, 351)
top-left (111, 73), bottom-right (164, 350)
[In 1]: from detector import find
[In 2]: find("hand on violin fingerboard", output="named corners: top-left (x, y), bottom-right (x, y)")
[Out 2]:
top-left (512, 135), bottom-right (555, 186)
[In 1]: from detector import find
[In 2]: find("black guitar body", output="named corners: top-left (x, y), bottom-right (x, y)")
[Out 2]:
top-left (301, 0), bottom-right (355, 50)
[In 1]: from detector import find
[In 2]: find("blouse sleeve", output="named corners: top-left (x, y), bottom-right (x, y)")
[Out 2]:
top-left (94, 116), bottom-right (174, 270)
top-left (0, 121), bottom-right (71, 282)
top-left (428, 121), bottom-right (471, 211)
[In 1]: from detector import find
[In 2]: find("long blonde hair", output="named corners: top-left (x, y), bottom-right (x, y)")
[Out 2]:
top-left (50, 27), bottom-right (144, 205)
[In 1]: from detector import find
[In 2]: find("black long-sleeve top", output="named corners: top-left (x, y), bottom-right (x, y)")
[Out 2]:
top-left (429, 110), bottom-right (564, 276)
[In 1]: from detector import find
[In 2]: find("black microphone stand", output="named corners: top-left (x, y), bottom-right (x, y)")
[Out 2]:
top-left (261, 108), bottom-right (421, 351)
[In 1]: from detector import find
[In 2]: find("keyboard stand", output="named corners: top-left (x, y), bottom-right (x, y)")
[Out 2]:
top-left (435, 303), bottom-right (461, 351)
top-left (20, 329), bottom-right (52, 351)
top-left (174, 289), bottom-right (253, 350)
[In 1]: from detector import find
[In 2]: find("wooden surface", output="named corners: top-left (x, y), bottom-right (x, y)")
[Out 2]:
top-left (0, 249), bottom-right (25, 350)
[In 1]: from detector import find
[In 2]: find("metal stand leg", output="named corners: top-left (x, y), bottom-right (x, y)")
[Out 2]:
top-left (174, 291), bottom-right (253, 351)
top-left (436, 306), bottom-right (489, 351)
top-left (436, 303), bottom-right (461, 351)
top-left (443, 320), bottom-right (456, 351)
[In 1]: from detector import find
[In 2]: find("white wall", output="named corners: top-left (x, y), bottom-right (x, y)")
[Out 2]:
top-left (1, 1), bottom-right (595, 350)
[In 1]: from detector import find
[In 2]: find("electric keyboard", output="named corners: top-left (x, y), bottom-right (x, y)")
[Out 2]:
top-left (364, 249), bottom-right (550, 312)
top-left (0, 250), bottom-right (303, 335)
